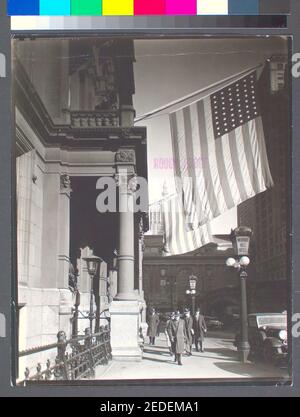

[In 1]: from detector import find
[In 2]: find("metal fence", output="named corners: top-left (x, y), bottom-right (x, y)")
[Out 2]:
top-left (18, 326), bottom-right (112, 385)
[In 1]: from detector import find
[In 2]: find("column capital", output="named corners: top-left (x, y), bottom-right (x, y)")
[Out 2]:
top-left (115, 149), bottom-right (136, 165)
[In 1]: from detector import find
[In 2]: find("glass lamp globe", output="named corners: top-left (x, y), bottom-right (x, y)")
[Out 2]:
top-left (240, 256), bottom-right (250, 267)
top-left (226, 257), bottom-right (236, 267)
top-left (83, 255), bottom-right (102, 276)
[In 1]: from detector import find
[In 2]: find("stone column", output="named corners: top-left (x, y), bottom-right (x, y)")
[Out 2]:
top-left (138, 216), bottom-right (148, 338)
top-left (114, 153), bottom-right (137, 301)
top-left (58, 174), bottom-right (73, 336)
top-left (109, 150), bottom-right (142, 361)
top-left (58, 174), bottom-right (72, 289)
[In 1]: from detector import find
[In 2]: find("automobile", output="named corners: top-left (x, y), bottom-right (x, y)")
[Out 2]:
top-left (205, 316), bottom-right (224, 330)
top-left (235, 313), bottom-right (288, 365)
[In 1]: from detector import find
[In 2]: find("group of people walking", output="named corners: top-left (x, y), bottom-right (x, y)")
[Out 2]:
top-left (147, 307), bottom-right (207, 366)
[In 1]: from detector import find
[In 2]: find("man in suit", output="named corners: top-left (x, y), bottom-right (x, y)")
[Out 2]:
top-left (165, 312), bottom-right (175, 356)
top-left (147, 307), bottom-right (160, 345)
top-left (193, 308), bottom-right (207, 352)
top-left (184, 308), bottom-right (194, 356)
top-left (168, 311), bottom-right (187, 365)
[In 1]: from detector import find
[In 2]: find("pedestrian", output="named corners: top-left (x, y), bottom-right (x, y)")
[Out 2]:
top-left (156, 313), bottom-right (161, 337)
top-left (184, 308), bottom-right (194, 356)
top-left (193, 308), bottom-right (207, 352)
top-left (168, 311), bottom-right (187, 366)
top-left (147, 307), bottom-right (160, 345)
top-left (165, 312), bottom-right (175, 356)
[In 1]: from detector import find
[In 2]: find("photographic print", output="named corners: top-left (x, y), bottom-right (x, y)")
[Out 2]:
top-left (13, 35), bottom-right (291, 384)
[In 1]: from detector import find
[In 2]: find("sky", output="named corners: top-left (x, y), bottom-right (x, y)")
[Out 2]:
top-left (132, 37), bottom-right (287, 234)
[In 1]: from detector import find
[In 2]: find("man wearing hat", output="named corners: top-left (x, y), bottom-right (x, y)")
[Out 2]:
top-left (193, 308), bottom-right (207, 352)
top-left (184, 308), bottom-right (194, 356)
top-left (147, 307), bottom-right (160, 345)
top-left (168, 311), bottom-right (187, 365)
top-left (165, 312), bottom-right (175, 356)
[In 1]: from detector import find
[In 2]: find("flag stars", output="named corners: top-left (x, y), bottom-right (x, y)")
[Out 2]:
top-left (212, 72), bottom-right (258, 138)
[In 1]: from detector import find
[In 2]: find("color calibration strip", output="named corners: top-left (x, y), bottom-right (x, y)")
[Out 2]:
top-left (7, 0), bottom-right (290, 16)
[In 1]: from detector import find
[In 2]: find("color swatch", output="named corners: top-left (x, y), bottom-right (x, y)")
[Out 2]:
top-left (71, 0), bottom-right (102, 15)
top-left (7, 0), bottom-right (290, 16)
top-left (40, 0), bottom-right (71, 15)
top-left (102, 0), bottom-right (133, 16)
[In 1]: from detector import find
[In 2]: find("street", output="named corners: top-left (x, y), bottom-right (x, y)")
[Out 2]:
top-left (95, 330), bottom-right (289, 381)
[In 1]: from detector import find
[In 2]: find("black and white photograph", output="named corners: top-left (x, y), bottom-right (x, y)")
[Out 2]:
top-left (13, 35), bottom-right (291, 384)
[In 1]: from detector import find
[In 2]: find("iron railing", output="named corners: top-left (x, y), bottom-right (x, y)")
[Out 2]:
top-left (19, 326), bottom-right (112, 385)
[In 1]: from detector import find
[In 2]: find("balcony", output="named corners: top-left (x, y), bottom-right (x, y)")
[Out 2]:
top-left (70, 110), bottom-right (120, 129)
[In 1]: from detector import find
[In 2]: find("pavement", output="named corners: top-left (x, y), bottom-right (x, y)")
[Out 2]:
top-left (94, 331), bottom-right (290, 381)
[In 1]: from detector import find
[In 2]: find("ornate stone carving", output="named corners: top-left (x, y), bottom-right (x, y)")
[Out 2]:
top-left (128, 175), bottom-right (138, 193)
top-left (71, 110), bottom-right (119, 128)
top-left (139, 220), bottom-right (145, 252)
top-left (121, 128), bottom-right (133, 139)
top-left (115, 149), bottom-right (135, 164)
top-left (60, 174), bottom-right (72, 195)
top-left (114, 172), bottom-right (137, 194)
top-left (60, 174), bottom-right (71, 189)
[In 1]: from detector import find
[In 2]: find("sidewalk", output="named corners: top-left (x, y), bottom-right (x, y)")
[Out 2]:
top-left (94, 332), bottom-right (290, 381)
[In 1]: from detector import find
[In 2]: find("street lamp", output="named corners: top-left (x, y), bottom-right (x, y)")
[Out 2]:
top-left (226, 226), bottom-right (252, 363)
top-left (83, 255), bottom-right (102, 333)
top-left (186, 275), bottom-right (197, 315)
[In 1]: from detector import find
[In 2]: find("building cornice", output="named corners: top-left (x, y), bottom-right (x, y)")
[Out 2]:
top-left (14, 60), bottom-right (147, 150)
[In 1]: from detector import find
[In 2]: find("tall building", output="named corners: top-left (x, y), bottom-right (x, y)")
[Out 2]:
top-left (237, 57), bottom-right (289, 312)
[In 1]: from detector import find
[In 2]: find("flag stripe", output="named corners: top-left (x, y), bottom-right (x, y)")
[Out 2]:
top-left (242, 122), bottom-right (262, 195)
top-left (219, 133), bottom-right (242, 206)
top-left (215, 137), bottom-right (235, 208)
top-left (175, 110), bottom-right (188, 177)
top-left (203, 97), bottom-right (228, 213)
top-left (255, 116), bottom-right (274, 187)
top-left (182, 107), bottom-right (199, 229)
top-left (197, 100), bottom-right (221, 217)
top-left (162, 195), bottom-right (211, 256)
top-left (234, 126), bottom-right (256, 200)
top-left (170, 112), bottom-right (183, 180)
top-left (249, 119), bottom-right (266, 191)
top-left (228, 129), bottom-right (249, 202)
top-left (190, 103), bottom-right (212, 223)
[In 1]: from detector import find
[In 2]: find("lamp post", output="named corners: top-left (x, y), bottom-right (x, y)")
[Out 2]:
top-left (186, 275), bottom-right (197, 316)
top-left (226, 226), bottom-right (252, 363)
top-left (83, 255), bottom-right (102, 333)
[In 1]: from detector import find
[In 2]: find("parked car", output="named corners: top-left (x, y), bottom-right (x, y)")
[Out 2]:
top-left (205, 316), bottom-right (224, 330)
top-left (235, 313), bottom-right (288, 365)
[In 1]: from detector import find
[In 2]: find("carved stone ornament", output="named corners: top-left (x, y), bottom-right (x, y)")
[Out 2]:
top-left (60, 174), bottom-right (72, 194)
top-left (115, 149), bottom-right (135, 164)
top-left (115, 173), bottom-right (137, 193)
top-left (139, 221), bottom-right (145, 252)
top-left (128, 175), bottom-right (138, 193)
top-left (121, 128), bottom-right (133, 139)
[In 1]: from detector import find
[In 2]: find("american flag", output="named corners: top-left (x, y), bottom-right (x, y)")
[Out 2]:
top-left (162, 193), bottom-right (212, 257)
top-left (165, 69), bottom-right (273, 256)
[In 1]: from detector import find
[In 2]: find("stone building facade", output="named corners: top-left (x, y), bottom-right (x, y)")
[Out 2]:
top-left (14, 37), bottom-right (148, 375)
